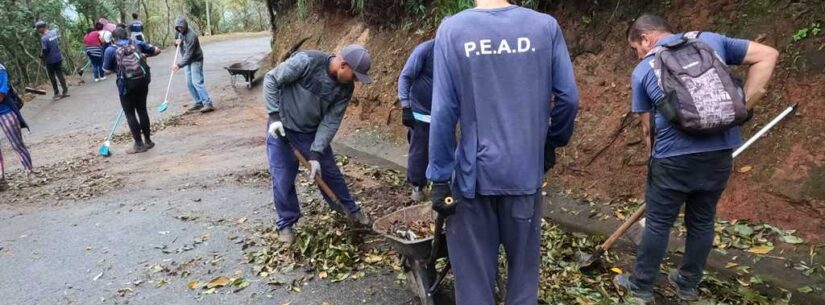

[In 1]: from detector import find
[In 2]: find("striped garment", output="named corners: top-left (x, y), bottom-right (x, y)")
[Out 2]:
top-left (85, 46), bottom-right (103, 58)
top-left (0, 111), bottom-right (32, 174)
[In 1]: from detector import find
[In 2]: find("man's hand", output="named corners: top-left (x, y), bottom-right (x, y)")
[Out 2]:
top-left (175, 39), bottom-right (182, 46)
top-left (268, 121), bottom-right (285, 139)
top-left (431, 182), bottom-right (456, 217)
top-left (308, 160), bottom-right (321, 180)
top-left (171, 64), bottom-right (180, 72)
top-left (544, 143), bottom-right (557, 173)
top-left (402, 107), bottom-right (415, 128)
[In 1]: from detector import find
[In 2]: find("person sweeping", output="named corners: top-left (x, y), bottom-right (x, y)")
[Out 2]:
top-left (427, 1), bottom-right (580, 304)
top-left (262, 44), bottom-right (374, 245)
top-left (102, 28), bottom-right (160, 154)
top-left (0, 62), bottom-right (33, 191)
top-left (397, 39), bottom-right (434, 201)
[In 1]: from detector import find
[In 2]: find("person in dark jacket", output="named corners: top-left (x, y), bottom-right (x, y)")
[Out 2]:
top-left (397, 40), bottom-right (434, 201)
top-left (170, 16), bottom-right (213, 113)
top-left (36, 21), bottom-right (69, 100)
top-left (129, 13), bottom-right (145, 42)
top-left (262, 44), bottom-right (373, 245)
top-left (0, 62), bottom-right (33, 191)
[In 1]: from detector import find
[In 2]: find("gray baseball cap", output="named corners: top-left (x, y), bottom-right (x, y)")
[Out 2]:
top-left (340, 44), bottom-right (372, 84)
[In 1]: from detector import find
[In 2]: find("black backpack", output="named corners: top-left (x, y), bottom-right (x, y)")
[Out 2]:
top-left (115, 42), bottom-right (150, 82)
top-left (650, 31), bottom-right (748, 135)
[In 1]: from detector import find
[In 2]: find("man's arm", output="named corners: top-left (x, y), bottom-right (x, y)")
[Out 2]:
top-left (740, 41), bottom-right (779, 109)
top-left (262, 53), bottom-right (310, 120)
top-left (547, 21), bottom-right (580, 148)
top-left (397, 45), bottom-right (426, 108)
top-left (177, 32), bottom-right (196, 67)
top-left (138, 41), bottom-right (161, 57)
top-left (101, 47), bottom-right (116, 75)
top-left (309, 94), bottom-right (350, 159)
top-left (40, 37), bottom-right (48, 59)
top-left (640, 112), bottom-right (652, 153)
top-left (426, 27), bottom-right (460, 183)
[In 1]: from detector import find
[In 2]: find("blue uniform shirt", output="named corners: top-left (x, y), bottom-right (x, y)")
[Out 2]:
top-left (632, 32), bottom-right (750, 158)
top-left (40, 30), bottom-right (63, 64)
top-left (398, 40), bottom-right (435, 117)
top-left (0, 66), bottom-right (10, 115)
top-left (130, 20), bottom-right (144, 33)
top-left (427, 5), bottom-right (580, 198)
top-left (103, 39), bottom-right (158, 95)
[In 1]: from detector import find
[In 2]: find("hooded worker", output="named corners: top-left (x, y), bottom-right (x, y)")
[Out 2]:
top-left (262, 44), bottom-right (374, 245)
top-left (171, 16), bottom-right (213, 113)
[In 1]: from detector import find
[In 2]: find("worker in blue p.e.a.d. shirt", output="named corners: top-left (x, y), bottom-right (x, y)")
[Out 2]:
top-left (397, 39), bottom-right (434, 202)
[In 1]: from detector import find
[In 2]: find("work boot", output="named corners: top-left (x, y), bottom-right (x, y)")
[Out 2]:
top-left (200, 104), bottom-right (214, 113)
top-left (349, 209), bottom-right (372, 226)
top-left (0, 178), bottom-right (8, 192)
top-left (144, 140), bottom-right (155, 150)
top-left (411, 186), bottom-right (423, 201)
top-left (126, 143), bottom-right (148, 154)
top-left (190, 104), bottom-right (204, 111)
top-left (613, 274), bottom-right (654, 304)
top-left (668, 270), bottom-right (699, 301)
top-left (278, 227), bottom-right (296, 245)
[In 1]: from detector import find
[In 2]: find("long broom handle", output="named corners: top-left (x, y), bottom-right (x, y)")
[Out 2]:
top-left (107, 110), bottom-right (124, 141)
top-left (601, 104), bottom-right (797, 251)
top-left (163, 44), bottom-right (180, 102)
top-left (732, 103), bottom-right (797, 158)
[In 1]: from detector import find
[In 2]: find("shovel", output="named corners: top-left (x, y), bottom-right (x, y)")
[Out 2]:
top-left (157, 44), bottom-right (180, 113)
top-left (98, 110), bottom-right (124, 157)
top-left (578, 103), bottom-right (798, 272)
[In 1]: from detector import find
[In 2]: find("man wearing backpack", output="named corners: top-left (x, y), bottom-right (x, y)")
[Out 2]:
top-left (0, 62), bottom-right (33, 191)
top-left (103, 28), bottom-right (161, 154)
top-left (614, 15), bottom-right (779, 303)
top-left (35, 21), bottom-right (69, 100)
top-left (171, 16), bottom-right (213, 113)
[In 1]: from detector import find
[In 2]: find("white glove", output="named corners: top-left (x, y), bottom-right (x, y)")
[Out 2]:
top-left (308, 160), bottom-right (322, 180)
top-left (268, 121), bottom-right (285, 138)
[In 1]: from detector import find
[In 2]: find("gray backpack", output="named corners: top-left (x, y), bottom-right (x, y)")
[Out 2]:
top-left (650, 31), bottom-right (747, 135)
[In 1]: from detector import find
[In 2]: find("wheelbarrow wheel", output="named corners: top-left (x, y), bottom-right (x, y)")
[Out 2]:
top-left (403, 258), bottom-right (436, 305)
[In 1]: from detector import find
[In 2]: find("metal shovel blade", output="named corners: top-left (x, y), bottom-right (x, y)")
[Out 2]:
top-left (157, 101), bottom-right (169, 113)
top-left (578, 247), bottom-right (605, 273)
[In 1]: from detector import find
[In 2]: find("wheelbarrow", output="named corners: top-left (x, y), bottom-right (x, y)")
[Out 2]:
top-left (373, 203), bottom-right (451, 305)
top-left (224, 62), bottom-right (260, 88)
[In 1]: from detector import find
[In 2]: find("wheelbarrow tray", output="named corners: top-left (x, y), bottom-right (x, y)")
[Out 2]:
top-left (372, 204), bottom-right (447, 261)
top-left (224, 62), bottom-right (260, 88)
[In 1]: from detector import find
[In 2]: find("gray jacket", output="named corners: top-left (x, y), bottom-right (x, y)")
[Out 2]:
top-left (263, 51), bottom-right (354, 154)
top-left (175, 16), bottom-right (203, 67)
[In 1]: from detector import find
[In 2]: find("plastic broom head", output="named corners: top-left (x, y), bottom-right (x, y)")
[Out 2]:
top-left (157, 101), bottom-right (169, 113)
top-left (98, 141), bottom-right (112, 157)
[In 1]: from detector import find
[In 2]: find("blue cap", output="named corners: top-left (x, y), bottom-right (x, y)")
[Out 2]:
top-left (341, 44), bottom-right (372, 84)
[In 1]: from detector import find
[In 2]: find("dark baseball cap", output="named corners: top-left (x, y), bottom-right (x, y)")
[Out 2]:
top-left (340, 44), bottom-right (372, 84)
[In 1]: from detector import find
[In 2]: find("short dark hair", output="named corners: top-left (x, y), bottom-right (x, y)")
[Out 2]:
top-left (627, 14), bottom-right (673, 42)
top-left (112, 28), bottom-right (128, 40)
top-left (94, 22), bottom-right (104, 31)
top-left (132, 13), bottom-right (139, 19)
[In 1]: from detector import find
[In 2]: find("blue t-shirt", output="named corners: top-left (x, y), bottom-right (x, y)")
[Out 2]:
top-left (397, 40), bottom-right (435, 116)
top-left (103, 39), bottom-right (158, 95)
top-left (0, 66), bottom-right (10, 115)
top-left (427, 5), bottom-right (579, 198)
top-left (130, 20), bottom-right (144, 33)
top-left (631, 32), bottom-right (750, 158)
top-left (40, 30), bottom-right (63, 64)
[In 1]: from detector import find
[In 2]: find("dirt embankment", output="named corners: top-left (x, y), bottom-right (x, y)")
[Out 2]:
top-left (269, 0), bottom-right (825, 240)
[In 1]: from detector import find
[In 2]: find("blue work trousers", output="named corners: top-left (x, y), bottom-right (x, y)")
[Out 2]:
top-left (631, 150), bottom-right (733, 293)
top-left (184, 60), bottom-right (212, 107)
top-left (266, 128), bottom-right (360, 229)
top-left (406, 120), bottom-right (429, 187)
top-left (447, 189), bottom-right (543, 305)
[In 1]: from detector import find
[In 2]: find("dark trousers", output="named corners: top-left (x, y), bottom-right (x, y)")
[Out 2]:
top-left (447, 189), bottom-right (543, 305)
top-left (631, 150), bottom-right (733, 292)
top-left (266, 128), bottom-right (360, 229)
top-left (46, 61), bottom-right (67, 95)
top-left (87, 53), bottom-right (104, 79)
top-left (406, 120), bottom-right (429, 187)
top-left (119, 78), bottom-right (151, 145)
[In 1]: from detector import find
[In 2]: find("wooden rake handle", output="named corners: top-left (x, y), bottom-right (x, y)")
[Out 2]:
top-left (601, 204), bottom-right (646, 251)
top-left (288, 145), bottom-right (341, 204)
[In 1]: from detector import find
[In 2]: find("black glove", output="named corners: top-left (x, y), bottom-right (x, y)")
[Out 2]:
top-left (431, 182), bottom-right (457, 217)
top-left (402, 107), bottom-right (415, 128)
top-left (544, 142), bottom-right (557, 173)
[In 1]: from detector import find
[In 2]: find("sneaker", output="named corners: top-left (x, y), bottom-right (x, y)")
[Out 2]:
top-left (200, 104), bottom-right (214, 113)
top-left (278, 227), bottom-right (296, 245)
top-left (349, 210), bottom-right (372, 226)
top-left (613, 274), bottom-right (654, 304)
top-left (101, 76), bottom-right (107, 80)
top-left (52, 94), bottom-right (61, 100)
top-left (411, 186), bottom-right (423, 201)
top-left (190, 104), bottom-right (204, 111)
top-left (144, 141), bottom-right (155, 150)
top-left (94, 78), bottom-right (100, 82)
top-left (0, 179), bottom-right (8, 192)
top-left (126, 143), bottom-right (148, 154)
top-left (667, 270), bottom-right (699, 301)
